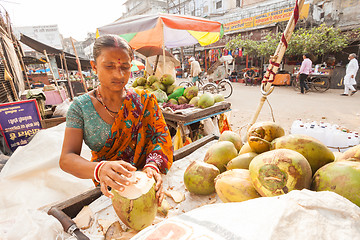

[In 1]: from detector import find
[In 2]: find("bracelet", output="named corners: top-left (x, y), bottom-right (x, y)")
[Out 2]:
top-left (144, 163), bottom-right (160, 174)
top-left (93, 161), bottom-right (105, 182)
top-left (97, 161), bottom-right (107, 182)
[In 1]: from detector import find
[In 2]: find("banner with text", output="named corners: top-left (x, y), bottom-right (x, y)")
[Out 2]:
top-left (224, 3), bottom-right (310, 33)
top-left (0, 99), bottom-right (42, 152)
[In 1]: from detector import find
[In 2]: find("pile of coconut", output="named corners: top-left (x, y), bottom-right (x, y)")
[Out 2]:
top-left (109, 122), bottom-right (360, 235)
top-left (184, 122), bottom-right (360, 207)
top-left (131, 74), bottom-right (224, 108)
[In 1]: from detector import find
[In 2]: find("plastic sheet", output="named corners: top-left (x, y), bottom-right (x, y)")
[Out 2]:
top-left (133, 189), bottom-right (360, 240)
top-left (0, 123), bottom-right (94, 239)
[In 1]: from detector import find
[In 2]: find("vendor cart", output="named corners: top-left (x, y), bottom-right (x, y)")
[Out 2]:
top-left (47, 134), bottom-right (218, 239)
top-left (161, 101), bottom-right (231, 142)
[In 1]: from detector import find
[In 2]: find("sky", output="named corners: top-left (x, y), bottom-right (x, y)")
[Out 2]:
top-left (1, 0), bottom-right (126, 41)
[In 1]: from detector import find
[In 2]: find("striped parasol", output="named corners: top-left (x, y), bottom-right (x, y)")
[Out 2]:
top-left (96, 13), bottom-right (223, 49)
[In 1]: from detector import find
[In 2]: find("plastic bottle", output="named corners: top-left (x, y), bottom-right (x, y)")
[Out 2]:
top-left (305, 124), bottom-right (316, 138)
top-left (291, 119), bottom-right (303, 134)
top-left (313, 126), bottom-right (326, 144)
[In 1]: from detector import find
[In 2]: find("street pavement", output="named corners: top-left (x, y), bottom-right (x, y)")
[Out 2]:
top-left (226, 82), bottom-right (360, 135)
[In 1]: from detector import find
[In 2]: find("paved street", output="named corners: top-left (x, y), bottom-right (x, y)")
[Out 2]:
top-left (226, 83), bottom-right (360, 135)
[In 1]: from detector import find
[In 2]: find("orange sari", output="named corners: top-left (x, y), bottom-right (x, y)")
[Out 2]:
top-left (91, 88), bottom-right (173, 174)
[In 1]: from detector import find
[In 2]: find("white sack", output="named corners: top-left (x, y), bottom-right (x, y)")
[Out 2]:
top-left (0, 123), bottom-right (94, 239)
top-left (133, 189), bottom-right (360, 240)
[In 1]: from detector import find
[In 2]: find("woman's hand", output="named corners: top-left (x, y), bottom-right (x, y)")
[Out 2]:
top-left (98, 160), bottom-right (137, 198)
top-left (143, 165), bottom-right (163, 206)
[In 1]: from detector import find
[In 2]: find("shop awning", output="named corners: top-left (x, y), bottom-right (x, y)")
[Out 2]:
top-left (19, 34), bottom-right (92, 71)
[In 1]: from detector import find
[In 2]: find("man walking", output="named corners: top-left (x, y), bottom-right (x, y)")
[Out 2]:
top-left (297, 53), bottom-right (312, 94)
top-left (189, 57), bottom-right (201, 86)
top-left (341, 53), bottom-right (359, 96)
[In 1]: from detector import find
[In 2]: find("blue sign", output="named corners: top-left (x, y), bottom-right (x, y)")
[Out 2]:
top-left (0, 99), bottom-right (42, 152)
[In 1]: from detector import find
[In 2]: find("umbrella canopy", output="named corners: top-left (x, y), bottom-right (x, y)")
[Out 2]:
top-left (131, 59), bottom-right (145, 72)
top-left (135, 46), bottom-right (173, 58)
top-left (97, 13), bottom-right (223, 49)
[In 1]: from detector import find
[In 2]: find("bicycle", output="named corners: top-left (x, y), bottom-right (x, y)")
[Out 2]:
top-left (179, 73), bottom-right (233, 99)
top-left (291, 74), bottom-right (331, 93)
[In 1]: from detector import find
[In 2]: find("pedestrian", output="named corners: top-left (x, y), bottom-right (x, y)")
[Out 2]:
top-left (189, 57), bottom-right (201, 86)
top-left (341, 53), bottom-right (359, 96)
top-left (59, 34), bottom-right (173, 205)
top-left (297, 53), bottom-right (312, 94)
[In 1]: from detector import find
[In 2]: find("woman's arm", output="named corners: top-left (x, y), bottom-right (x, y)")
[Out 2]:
top-left (59, 127), bottom-right (96, 179)
top-left (60, 127), bottom-right (137, 197)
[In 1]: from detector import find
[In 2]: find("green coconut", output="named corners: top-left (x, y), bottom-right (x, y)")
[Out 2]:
top-left (147, 75), bottom-right (158, 86)
top-left (219, 130), bottom-right (243, 152)
top-left (337, 145), bottom-right (360, 162)
top-left (189, 96), bottom-right (199, 107)
top-left (270, 134), bottom-right (335, 173)
top-left (249, 149), bottom-right (312, 197)
top-left (226, 152), bottom-right (258, 170)
top-left (247, 121), bottom-right (285, 154)
top-left (177, 96), bottom-right (188, 105)
top-left (204, 141), bottom-right (238, 172)
top-left (136, 77), bottom-right (147, 86)
top-left (168, 98), bottom-right (178, 105)
top-left (311, 161), bottom-right (360, 207)
top-left (214, 94), bottom-right (225, 103)
top-left (183, 86), bottom-right (199, 100)
top-left (160, 74), bottom-right (175, 86)
top-left (198, 92), bottom-right (215, 109)
top-left (184, 161), bottom-right (220, 195)
top-left (132, 79), bottom-right (138, 88)
top-left (215, 169), bottom-right (261, 203)
top-left (166, 84), bottom-right (177, 95)
top-left (111, 171), bottom-right (157, 231)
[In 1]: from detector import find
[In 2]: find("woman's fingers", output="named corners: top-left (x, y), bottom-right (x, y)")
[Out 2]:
top-left (100, 180), bottom-right (114, 198)
top-left (110, 161), bottom-right (136, 178)
top-left (98, 161), bottom-right (136, 194)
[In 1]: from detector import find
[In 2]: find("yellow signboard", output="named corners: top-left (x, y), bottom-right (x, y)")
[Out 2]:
top-left (224, 17), bottom-right (253, 33)
top-left (224, 3), bottom-right (310, 33)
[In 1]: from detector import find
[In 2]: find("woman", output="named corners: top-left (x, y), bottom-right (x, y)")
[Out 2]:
top-left (60, 35), bottom-right (173, 206)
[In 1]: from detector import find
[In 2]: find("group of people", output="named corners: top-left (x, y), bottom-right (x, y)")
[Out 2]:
top-left (297, 53), bottom-right (358, 96)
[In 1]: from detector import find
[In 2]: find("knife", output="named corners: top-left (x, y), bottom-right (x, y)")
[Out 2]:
top-left (48, 207), bottom-right (89, 240)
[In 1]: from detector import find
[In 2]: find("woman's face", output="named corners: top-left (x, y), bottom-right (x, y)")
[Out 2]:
top-left (91, 47), bottom-right (132, 91)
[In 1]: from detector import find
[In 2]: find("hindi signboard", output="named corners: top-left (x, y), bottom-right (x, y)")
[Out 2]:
top-left (224, 3), bottom-right (310, 33)
top-left (0, 99), bottom-right (42, 152)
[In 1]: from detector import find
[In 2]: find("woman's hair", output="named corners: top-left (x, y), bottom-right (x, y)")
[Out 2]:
top-left (93, 34), bottom-right (134, 62)
top-left (350, 53), bottom-right (357, 58)
top-left (304, 53), bottom-right (311, 59)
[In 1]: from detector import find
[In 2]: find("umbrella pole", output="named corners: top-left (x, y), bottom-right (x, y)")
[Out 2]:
top-left (248, 0), bottom-right (305, 129)
top-left (163, 44), bottom-right (166, 75)
top-left (153, 55), bottom-right (160, 75)
top-left (43, 50), bottom-right (65, 102)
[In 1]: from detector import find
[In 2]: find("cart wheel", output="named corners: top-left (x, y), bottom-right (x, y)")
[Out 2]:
top-left (202, 83), bottom-right (218, 95)
top-left (217, 80), bottom-right (233, 99)
top-left (179, 81), bottom-right (192, 88)
top-left (291, 78), bottom-right (300, 91)
top-left (312, 77), bottom-right (330, 92)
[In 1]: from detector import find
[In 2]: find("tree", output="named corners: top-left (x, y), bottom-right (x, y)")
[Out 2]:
top-left (226, 24), bottom-right (352, 60)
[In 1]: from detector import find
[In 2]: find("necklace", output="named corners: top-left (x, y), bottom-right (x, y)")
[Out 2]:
top-left (95, 87), bottom-right (118, 118)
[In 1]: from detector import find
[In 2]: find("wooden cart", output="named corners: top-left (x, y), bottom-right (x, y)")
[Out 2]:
top-left (47, 134), bottom-right (218, 239)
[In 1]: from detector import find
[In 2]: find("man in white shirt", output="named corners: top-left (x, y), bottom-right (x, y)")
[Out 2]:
top-left (341, 53), bottom-right (359, 96)
top-left (189, 57), bottom-right (201, 85)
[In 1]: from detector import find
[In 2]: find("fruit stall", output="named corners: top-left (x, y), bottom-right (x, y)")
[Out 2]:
top-left (42, 122), bottom-right (360, 239)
